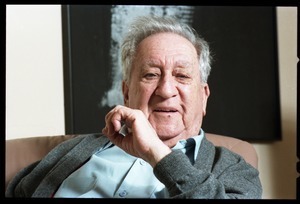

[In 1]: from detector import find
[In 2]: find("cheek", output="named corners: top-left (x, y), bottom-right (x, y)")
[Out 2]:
top-left (128, 84), bottom-right (154, 108)
top-left (181, 84), bottom-right (203, 100)
top-left (181, 85), bottom-right (204, 113)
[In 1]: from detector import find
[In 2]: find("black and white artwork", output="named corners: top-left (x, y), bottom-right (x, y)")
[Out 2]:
top-left (62, 5), bottom-right (281, 141)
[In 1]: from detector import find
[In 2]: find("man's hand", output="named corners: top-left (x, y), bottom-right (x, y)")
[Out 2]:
top-left (102, 105), bottom-right (172, 167)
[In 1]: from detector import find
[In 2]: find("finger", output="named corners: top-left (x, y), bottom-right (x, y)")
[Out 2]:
top-left (104, 106), bottom-right (125, 135)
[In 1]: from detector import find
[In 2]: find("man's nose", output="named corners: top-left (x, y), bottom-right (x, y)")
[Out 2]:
top-left (154, 76), bottom-right (178, 98)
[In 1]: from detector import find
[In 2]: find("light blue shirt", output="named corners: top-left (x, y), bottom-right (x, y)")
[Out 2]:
top-left (54, 129), bottom-right (204, 198)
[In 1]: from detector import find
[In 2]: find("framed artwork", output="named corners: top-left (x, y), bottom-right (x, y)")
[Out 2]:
top-left (62, 5), bottom-right (281, 141)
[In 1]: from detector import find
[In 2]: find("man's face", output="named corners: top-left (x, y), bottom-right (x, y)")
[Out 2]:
top-left (122, 32), bottom-right (210, 146)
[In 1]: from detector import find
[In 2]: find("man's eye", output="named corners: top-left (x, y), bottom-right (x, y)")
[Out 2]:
top-left (144, 73), bottom-right (158, 79)
top-left (176, 74), bottom-right (192, 83)
top-left (177, 74), bottom-right (189, 79)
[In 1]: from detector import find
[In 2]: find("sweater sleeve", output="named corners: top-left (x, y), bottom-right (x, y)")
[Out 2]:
top-left (153, 138), bottom-right (262, 199)
top-left (5, 133), bottom-right (107, 197)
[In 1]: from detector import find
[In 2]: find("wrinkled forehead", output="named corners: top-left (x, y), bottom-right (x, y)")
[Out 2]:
top-left (143, 58), bottom-right (196, 68)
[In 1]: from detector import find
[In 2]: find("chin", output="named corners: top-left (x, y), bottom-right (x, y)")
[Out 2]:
top-left (156, 127), bottom-right (184, 140)
top-left (160, 135), bottom-right (183, 148)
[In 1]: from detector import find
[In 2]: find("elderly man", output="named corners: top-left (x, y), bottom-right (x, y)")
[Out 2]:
top-left (6, 15), bottom-right (262, 199)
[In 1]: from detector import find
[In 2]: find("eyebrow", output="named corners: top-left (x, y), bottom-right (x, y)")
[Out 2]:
top-left (174, 60), bottom-right (193, 68)
top-left (144, 59), bottom-right (193, 68)
top-left (144, 59), bottom-right (161, 67)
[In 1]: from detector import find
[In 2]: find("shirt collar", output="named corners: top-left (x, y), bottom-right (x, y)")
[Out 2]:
top-left (171, 129), bottom-right (204, 162)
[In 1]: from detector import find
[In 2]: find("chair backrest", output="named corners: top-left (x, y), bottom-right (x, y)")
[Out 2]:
top-left (205, 133), bottom-right (258, 168)
top-left (5, 133), bottom-right (258, 190)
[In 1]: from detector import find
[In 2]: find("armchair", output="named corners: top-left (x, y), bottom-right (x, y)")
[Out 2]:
top-left (5, 133), bottom-right (258, 190)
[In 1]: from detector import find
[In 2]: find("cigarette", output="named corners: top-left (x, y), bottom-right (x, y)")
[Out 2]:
top-left (119, 124), bottom-right (129, 136)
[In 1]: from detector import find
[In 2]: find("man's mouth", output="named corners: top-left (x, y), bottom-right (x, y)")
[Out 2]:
top-left (154, 109), bottom-right (177, 113)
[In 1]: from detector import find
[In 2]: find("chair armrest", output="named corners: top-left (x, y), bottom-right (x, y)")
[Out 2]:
top-left (5, 134), bottom-right (77, 189)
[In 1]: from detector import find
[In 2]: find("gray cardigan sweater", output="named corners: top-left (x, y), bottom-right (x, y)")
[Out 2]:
top-left (6, 133), bottom-right (262, 198)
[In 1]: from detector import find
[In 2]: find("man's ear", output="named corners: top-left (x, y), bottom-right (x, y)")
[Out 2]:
top-left (202, 84), bottom-right (210, 116)
top-left (122, 80), bottom-right (129, 106)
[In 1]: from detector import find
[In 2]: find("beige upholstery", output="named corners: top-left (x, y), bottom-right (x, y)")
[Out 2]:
top-left (5, 133), bottom-right (258, 190)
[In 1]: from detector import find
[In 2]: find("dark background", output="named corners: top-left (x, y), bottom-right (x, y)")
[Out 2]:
top-left (62, 5), bottom-right (281, 141)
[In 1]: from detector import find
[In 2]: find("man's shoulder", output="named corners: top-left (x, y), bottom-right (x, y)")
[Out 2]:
top-left (67, 132), bottom-right (108, 142)
top-left (56, 133), bottom-right (109, 149)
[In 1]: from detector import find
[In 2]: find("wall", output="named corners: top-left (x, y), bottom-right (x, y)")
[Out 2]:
top-left (252, 7), bottom-right (298, 199)
top-left (5, 5), bottom-right (298, 199)
top-left (6, 5), bottom-right (65, 138)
